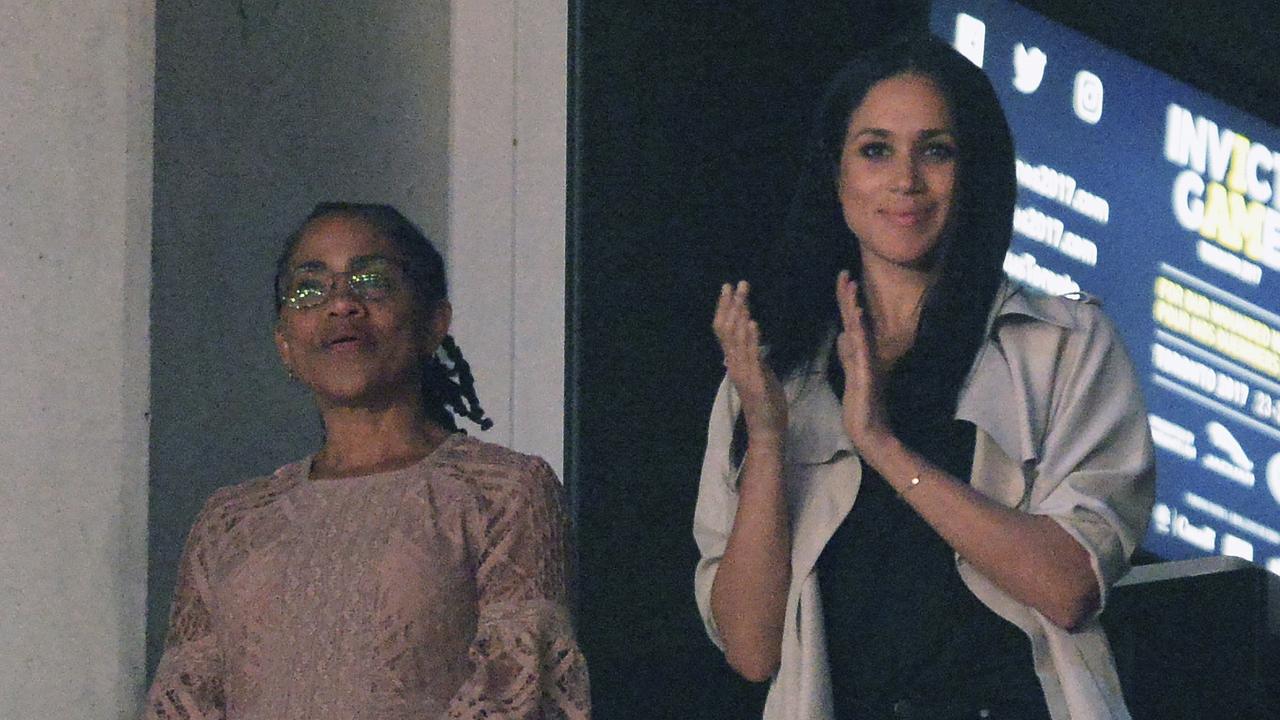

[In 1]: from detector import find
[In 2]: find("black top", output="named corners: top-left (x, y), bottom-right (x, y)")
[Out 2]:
top-left (815, 407), bottom-right (1050, 718)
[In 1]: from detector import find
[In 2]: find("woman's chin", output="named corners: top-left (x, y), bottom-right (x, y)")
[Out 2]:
top-left (308, 376), bottom-right (410, 411)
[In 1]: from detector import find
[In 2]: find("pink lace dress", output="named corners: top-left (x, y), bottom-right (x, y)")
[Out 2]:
top-left (145, 434), bottom-right (590, 719)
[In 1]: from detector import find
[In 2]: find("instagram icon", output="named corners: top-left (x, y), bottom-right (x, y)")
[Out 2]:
top-left (1073, 70), bottom-right (1104, 124)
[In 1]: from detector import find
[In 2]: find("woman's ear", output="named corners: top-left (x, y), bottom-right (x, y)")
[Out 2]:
top-left (274, 323), bottom-right (295, 375)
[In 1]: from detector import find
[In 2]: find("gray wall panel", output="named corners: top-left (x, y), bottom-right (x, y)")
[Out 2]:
top-left (148, 0), bottom-right (451, 676)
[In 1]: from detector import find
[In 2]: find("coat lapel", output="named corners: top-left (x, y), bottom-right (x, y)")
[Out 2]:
top-left (957, 282), bottom-right (1080, 489)
top-left (781, 353), bottom-right (859, 600)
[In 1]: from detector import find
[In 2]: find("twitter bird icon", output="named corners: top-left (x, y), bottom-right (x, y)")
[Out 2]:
top-left (1013, 43), bottom-right (1047, 94)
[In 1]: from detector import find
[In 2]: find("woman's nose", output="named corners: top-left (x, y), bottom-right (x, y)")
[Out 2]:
top-left (324, 277), bottom-right (367, 315)
top-left (891, 157), bottom-right (924, 193)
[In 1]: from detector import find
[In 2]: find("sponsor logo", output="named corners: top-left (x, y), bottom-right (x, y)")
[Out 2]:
top-left (1148, 413), bottom-right (1197, 460)
top-left (1154, 501), bottom-right (1217, 552)
top-left (1173, 513), bottom-right (1217, 551)
top-left (1013, 43), bottom-right (1047, 94)
top-left (1221, 533), bottom-right (1255, 561)
top-left (1072, 70), bottom-right (1103, 124)
top-left (1201, 421), bottom-right (1256, 487)
top-left (1151, 502), bottom-right (1173, 534)
top-left (953, 13), bottom-right (986, 68)
top-left (1183, 491), bottom-right (1280, 545)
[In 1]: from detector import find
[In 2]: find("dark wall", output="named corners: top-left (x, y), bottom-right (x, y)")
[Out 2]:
top-left (1104, 563), bottom-right (1280, 719)
top-left (567, 2), bottom-right (1280, 718)
top-left (1016, 0), bottom-right (1280, 127)
top-left (567, 3), bottom-right (929, 718)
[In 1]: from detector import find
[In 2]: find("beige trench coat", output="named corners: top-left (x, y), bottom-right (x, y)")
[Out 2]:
top-left (693, 282), bottom-right (1157, 720)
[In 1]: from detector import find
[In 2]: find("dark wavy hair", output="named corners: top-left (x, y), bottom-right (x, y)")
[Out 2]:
top-left (274, 202), bottom-right (493, 433)
top-left (759, 34), bottom-right (1015, 414)
top-left (727, 35), bottom-right (1016, 465)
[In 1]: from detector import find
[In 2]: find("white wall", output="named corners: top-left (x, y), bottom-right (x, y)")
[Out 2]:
top-left (449, 1), bottom-right (568, 477)
top-left (0, 1), bottom-right (153, 717)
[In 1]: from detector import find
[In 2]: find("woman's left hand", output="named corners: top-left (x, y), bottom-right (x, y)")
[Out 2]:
top-left (834, 270), bottom-right (892, 450)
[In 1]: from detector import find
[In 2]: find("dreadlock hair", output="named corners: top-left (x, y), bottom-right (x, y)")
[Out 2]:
top-left (732, 34), bottom-right (1016, 464)
top-left (274, 201), bottom-right (494, 433)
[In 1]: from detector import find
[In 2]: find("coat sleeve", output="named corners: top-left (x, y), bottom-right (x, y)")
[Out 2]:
top-left (144, 497), bottom-right (229, 720)
top-left (692, 376), bottom-right (744, 651)
top-left (1028, 302), bottom-right (1157, 611)
top-left (443, 456), bottom-right (591, 720)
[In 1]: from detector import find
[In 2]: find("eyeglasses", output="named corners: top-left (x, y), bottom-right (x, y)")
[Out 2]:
top-left (279, 257), bottom-right (404, 310)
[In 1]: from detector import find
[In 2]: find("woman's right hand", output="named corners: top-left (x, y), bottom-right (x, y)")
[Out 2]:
top-left (708, 281), bottom-right (792, 682)
top-left (712, 281), bottom-right (787, 441)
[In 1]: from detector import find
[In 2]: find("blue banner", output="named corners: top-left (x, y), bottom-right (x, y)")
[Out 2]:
top-left (932, 0), bottom-right (1280, 573)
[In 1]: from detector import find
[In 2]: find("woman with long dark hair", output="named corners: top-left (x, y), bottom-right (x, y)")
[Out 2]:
top-left (694, 36), bottom-right (1154, 719)
top-left (146, 203), bottom-right (589, 719)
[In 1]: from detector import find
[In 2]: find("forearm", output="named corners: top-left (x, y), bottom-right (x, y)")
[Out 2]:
top-left (709, 437), bottom-right (791, 681)
top-left (863, 434), bottom-right (1099, 630)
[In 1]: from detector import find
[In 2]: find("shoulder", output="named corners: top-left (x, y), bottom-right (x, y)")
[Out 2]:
top-left (968, 281), bottom-right (1133, 407)
top-left (194, 463), bottom-right (301, 535)
top-left (989, 281), bottom-right (1121, 355)
top-left (991, 281), bottom-right (1106, 329)
top-left (439, 434), bottom-right (564, 509)
top-left (440, 434), bottom-right (558, 482)
top-left (180, 461), bottom-right (302, 562)
top-left (983, 283), bottom-right (1141, 425)
top-left (961, 283), bottom-right (1147, 473)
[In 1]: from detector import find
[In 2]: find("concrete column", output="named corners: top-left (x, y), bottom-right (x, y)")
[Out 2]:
top-left (448, 0), bottom-right (568, 475)
top-left (0, 1), bottom-right (154, 717)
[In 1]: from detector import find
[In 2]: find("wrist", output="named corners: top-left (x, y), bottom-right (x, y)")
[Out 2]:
top-left (744, 413), bottom-right (786, 442)
top-left (745, 431), bottom-right (785, 455)
top-left (854, 424), bottom-right (896, 456)
top-left (858, 431), bottom-right (907, 477)
top-left (739, 436), bottom-right (786, 492)
top-left (870, 439), bottom-right (939, 496)
top-left (898, 472), bottom-right (930, 495)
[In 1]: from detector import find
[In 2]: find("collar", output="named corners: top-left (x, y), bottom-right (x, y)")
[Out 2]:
top-left (782, 369), bottom-right (853, 465)
top-left (781, 280), bottom-right (1081, 466)
top-left (958, 280), bottom-right (1092, 466)
top-left (988, 280), bottom-right (1088, 331)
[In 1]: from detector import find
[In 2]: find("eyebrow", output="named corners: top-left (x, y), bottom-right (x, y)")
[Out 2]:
top-left (289, 254), bottom-right (395, 273)
top-left (848, 127), bottom-right (956, 142)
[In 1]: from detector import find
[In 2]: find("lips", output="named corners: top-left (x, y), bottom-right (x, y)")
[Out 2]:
top-left (322, 326), bottom-right (373, 352)
top-left (883, 205), bottom-right (934, 227)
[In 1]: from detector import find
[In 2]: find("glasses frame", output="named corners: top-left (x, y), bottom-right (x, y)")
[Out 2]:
top-left (277, 255), bottom-right (407, 311)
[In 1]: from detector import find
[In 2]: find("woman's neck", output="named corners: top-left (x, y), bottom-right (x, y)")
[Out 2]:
top-left (312, 400), bottom-right (451, 479)
top-left (859, 257), bottom-right (937, 366)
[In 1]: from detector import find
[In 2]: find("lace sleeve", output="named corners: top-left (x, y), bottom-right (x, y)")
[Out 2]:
top-left (445, 457), bottom-right (591, 720)
top-left (144, 499), bottom-right (227, 720)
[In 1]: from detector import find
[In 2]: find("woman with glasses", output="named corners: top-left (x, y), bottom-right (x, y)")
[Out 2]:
top-left (694, 36), bottom-right (1154, 720)
top-left (145, 203), bottom-right (590, 719)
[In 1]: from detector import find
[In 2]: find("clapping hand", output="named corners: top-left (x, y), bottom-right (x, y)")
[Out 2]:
top-left (834, 270), bottom-right (892, 450)
top-left (712, 281), bottom-right (787, 442)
